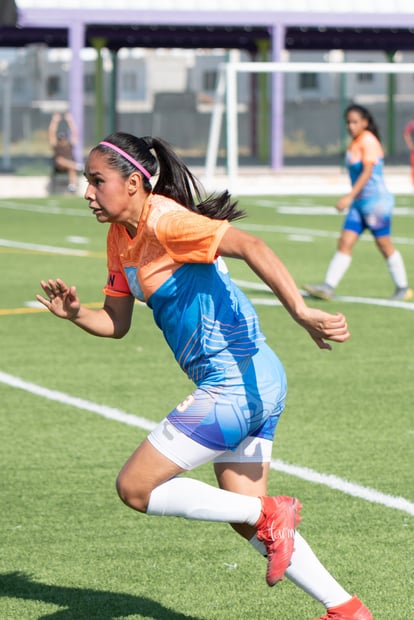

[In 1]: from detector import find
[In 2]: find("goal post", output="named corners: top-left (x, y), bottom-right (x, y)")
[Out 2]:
top-left (204, 60), bottom-right (414, 185)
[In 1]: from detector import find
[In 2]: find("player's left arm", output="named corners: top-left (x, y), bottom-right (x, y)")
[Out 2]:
top-left (217, 227), bottom-right (350, 349)
top-left (64, 112), bottom-right (78, 146)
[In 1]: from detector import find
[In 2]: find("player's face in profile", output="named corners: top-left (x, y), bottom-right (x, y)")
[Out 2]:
top-left (84, 152), bottom-right (130, 224)
top-left (345, 110), bottom-right (368, 139)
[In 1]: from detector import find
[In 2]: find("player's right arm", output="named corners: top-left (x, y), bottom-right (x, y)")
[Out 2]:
top-left (37, 278), bottom-right (134, 338)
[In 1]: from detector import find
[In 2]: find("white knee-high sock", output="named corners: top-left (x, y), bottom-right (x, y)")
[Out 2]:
top-left (249, 531), bottom-right (350, 609)
top-left (325, 252), bottom-right (352, 289)
top-left (147, 477), bottom-right (261, 525)
top-left (387, 250), bottom-right (408, 288)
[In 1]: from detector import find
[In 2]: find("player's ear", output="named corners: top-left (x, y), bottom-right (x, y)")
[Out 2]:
top-left (127, 171), bottom-right (144, 194)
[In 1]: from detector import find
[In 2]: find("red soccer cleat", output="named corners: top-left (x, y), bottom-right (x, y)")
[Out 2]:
top-left (315, 595), bottom-right (374, 619)
top-left (256, 495), bottom-right (302, 586)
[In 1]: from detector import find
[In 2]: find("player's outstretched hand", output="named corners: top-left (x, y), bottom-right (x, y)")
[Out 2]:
top-left (297, 307), bottom-right (350, 350)
top-left (37, 278), bottom-right (80, 320)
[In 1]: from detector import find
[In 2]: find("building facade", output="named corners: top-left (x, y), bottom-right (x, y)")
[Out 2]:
top-left (1, 44), bottom-right (414, 163)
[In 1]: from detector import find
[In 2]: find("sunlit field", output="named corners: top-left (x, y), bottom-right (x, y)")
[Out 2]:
top-left (1, 191), bottom-right (413, 619)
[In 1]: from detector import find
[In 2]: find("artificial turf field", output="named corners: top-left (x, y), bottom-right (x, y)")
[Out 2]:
top-left (0, 191), bottom-right (413, 619)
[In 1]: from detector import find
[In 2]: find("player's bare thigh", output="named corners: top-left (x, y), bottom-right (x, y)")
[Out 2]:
top-left (116, 438), bottom-right (186, 513)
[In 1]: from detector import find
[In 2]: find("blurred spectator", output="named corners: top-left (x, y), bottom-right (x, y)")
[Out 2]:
top-left (48, 112), bottom-right (82, 193)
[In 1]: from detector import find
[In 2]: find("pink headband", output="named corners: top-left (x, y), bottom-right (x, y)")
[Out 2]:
top-left (99, 141), bottom-right (152, 180)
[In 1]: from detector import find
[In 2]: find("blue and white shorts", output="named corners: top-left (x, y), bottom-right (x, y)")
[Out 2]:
top-left (148, 343), bottom-right (286, 470)
top-left (344, 194), bottom-right (394, 238)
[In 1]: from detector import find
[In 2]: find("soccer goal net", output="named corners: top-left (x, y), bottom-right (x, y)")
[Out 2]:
top-left (205, 59), bottom-right (414, 184)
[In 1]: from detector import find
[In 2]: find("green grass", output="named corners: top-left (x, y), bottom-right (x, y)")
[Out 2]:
top-left (0, 193), bottom-right (413, 619)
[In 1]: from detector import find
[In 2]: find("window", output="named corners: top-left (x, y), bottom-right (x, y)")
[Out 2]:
top-left (299, 73), bottom-right (319, 90)
top-left (203, 70), bottom-right (218, 92)
top-left (122, 72), bottom-right (137, 93)
top-left (47, 75), bottom-right (60, 97)
top-left (84, 73), bottom-right (95, 93)
top-left (357, 73), bottom-right (374, 82)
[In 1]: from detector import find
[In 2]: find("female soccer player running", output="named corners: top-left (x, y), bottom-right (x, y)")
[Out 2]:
top-left (37, 132), bottom-right (373, 619)
top-left (304, 104), bottom-right (412, 302)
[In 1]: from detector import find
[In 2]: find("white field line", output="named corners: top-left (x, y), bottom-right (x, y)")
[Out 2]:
top-left (0, 371), bottom-right (156, 432)
top-left (237, 222), bottom-right (414, 246)
top-left (250, 296), bottom-right (414, 311)
top-left (2, 197), bottom-right (413, 220)
top-left (1, 369), bottom-right (413, 517)
top-left (2, 197), bottom-right (414, 250)
top-left (232, 280), bottom-right (414, 311)
top-left (255, 201), bottom-right (414, 217)
top-left (0, 200), bottom-right (90, 216)
top-left (2, 221), bottom-right (414, 259)
top-left (0, 238), bottom-right (92, 256)
top-left (1, 236), bottom-right (413, 310)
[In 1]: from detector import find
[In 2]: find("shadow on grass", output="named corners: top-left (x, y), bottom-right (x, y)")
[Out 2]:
top-left (0, 572), bottom-right (202, 619)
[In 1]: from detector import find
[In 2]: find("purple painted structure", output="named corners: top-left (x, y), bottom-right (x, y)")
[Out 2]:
top-left (15, 7), bottom-right (414, 167)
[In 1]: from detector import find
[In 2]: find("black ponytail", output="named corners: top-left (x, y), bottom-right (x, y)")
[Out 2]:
top-left (94, 132), bottom-right (245, 222)
top-left (146, 136), bottom-right (245, 222)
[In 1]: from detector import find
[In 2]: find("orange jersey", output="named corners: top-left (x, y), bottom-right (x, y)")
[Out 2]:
top-left (104, 193), bottom-right (230, 302)
top-left (102, 193), bottom-right (265, 385)
top-left (347, 129), bottom-right (384, 167)
top-left (345, 130), bottom-right (392, 209)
